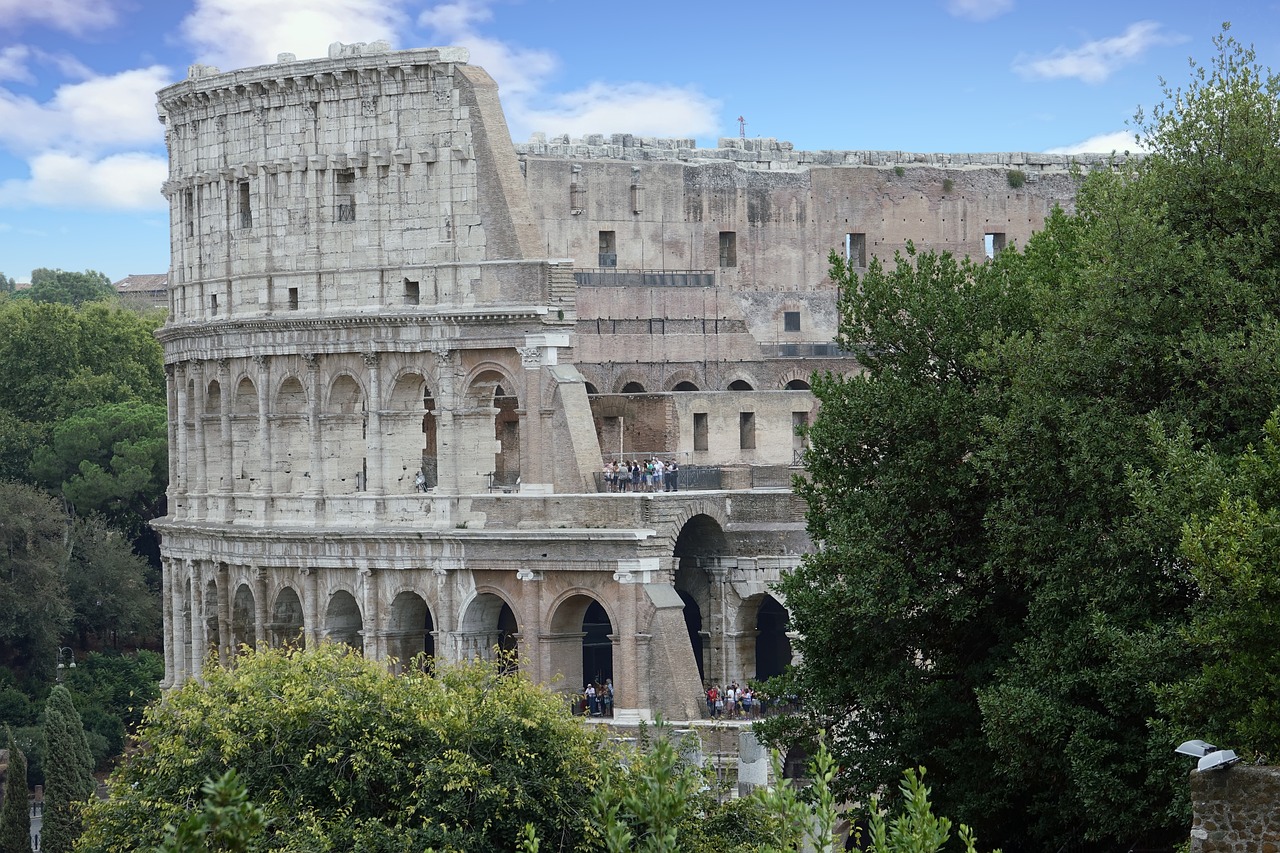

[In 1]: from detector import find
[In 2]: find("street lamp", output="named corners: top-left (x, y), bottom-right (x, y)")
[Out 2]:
top-left (55, 646), bottom-right (76, 682)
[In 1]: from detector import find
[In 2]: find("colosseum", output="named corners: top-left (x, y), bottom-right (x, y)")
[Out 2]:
top-left (153, 41), bottom-right (1097, 720)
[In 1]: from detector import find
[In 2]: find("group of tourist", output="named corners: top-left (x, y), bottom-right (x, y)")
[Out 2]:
top-left (582, 679), bottom-right (614, 717)
top-left (602, 458), bottom-right (679, 492)
top-left (704, 682), bottom-right (760, 718)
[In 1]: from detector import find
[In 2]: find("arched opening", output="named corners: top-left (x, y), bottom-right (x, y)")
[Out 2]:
top-left (548, 594), bottom-right (614, 708)
top-left (326, 374), bottom-right (366, 493)
top-left (203, 579), bottom-right (219, 663)
top-left (325, 590), bottom-right (364, 651)
top-left (270, 587), bottom-right (304, 648)
top-left (232, 378), bottom-right (260, 491)
top-left (494, 384), bottom-right (520, 489)
top-left (231, 583), bottom-right (256, 651)
top-left (274, 377), bottom-right (307, 491)
top-left (728, 379), bottom-right (754, 391)
top-left (674, 514), bottom-right (732, 687)
top-left (389, 372), bottom-right (437, 492)
top-left (784, 378), bottom-right (811, 391)
top-left (389, 591), bottom-right (435, 670)
top-left (457, 592), bottom-right (518, 663)
top-left (584, 382), bottom-right (599, 395)
top-left (468, 369), bottom-right (519, 490)
top-left (753, 594), bottom-right (792, 681)
top-left (621, 381), bottom-right (645, 393)
top-left (672, 381), bottom-right (699, 392)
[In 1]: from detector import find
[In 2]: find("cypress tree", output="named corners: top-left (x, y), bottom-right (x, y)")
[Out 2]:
top-left (41, 686), bottom-right (94, 853)
top-left (0, 727), bottom-right (31, 853)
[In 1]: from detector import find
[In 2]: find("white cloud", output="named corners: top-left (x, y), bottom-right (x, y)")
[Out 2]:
top-left (0, 66), bottom-right (170, 155)
top-left (513, 82), bottom-right (720, 141)
top-left (0, 46), bottom-right (32, 83)
top-left (1014, 21), bottom-right (1185, 84)
top-left (180, 0), bottom-right (411, 71)
top-left (0, 0), bottom-right (119, 36)
top-left (1045, 130), bottom-right (1148, 155)
top-left (0, 150), bottom-right (168, 210)
top-left (946, 0), bottom-right (1013, 22)
top-left (418, 0), bottom-right (717, 141)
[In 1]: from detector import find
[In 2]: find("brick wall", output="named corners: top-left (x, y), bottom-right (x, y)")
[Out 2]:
top-left (1190, 765), bottom-right (1280, 852)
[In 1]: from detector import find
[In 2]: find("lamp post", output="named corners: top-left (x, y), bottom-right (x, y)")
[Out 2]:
top-left (55, 646), bottom-right (76, 682)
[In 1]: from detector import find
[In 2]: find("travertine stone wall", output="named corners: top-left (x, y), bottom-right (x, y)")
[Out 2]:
top-left (1190, 765), bottom-right (1280, 851)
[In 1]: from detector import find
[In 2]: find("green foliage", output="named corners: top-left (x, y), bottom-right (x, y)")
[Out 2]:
top-left (0, 727), bottom-right (31, 853)
top-left (0, 481), bottom-right (72, 673)
top-left (31, 404), bottom-right (168, 545)
top-left (64, 519), bottom-right (161, 648)
top-left (865, 768), bottom-right (991, 853)
top-left (0, 273), bottom-right (14, 296)
top-left (1005, 169), bottom-right (1026, 188)
top-left (893, 165), bottom-right (905, 177)
top-left (768, 30), bottom-right (1280, 851)
top-left (79, 645), bottom-right (606, 853)
top-left (942, 178), bottom-right (954, 194)
top-left (28, 270), bottom-right (115, 307)
top-left (42, 685), bottom-right (95, 853)
top-left (155, 770), bottom-right (268, 853)
top-left (62, 651), bottom-right (164, 768)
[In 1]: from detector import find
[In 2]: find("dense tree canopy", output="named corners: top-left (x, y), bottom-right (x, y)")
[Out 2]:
top-left (28, 269), bottom-right (115, 307)
top-left (762, 29), bottom-right (1280, 851)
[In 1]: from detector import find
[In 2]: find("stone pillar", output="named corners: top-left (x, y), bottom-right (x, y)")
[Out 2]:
top-left (302, 567), bottom-right (321, 647)
top-left (253, 355), bottom-right (273, 496)
top-left (303, 354), bottom-right (323, 497)
top-left (516, 346), bottom-right (547, 490)
top-left (192, 361), bottom-right (208, 515)
top-left (359, 565), bottom-right (382, 659)
top-left (363, 352), bottom-right (384, 495)
top-left (254, 567), bottom-right (270, 648)
top-left (161, 557), bottom-right (175, 688)
top-left (218, 358), bottom-right (233, 496)
top-left (174, 363), bottom-right (189, 498)
top-left (190, 561), bottom-right (206, 679)
top-left (164, 364), bottom-right (178, 503)
top-left (428, 345), bottom-right (459, 492)
top-left (217, 562), bottom-right (232, 664)
top-left (171, 562), bottom-right (189, 684)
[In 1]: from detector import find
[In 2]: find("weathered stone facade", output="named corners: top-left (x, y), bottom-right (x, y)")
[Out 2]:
top-left (153, 42), bottom-right (1089, 720)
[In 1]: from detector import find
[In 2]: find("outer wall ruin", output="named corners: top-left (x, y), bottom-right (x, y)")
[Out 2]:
top-left (153, 42), bottom-right (1095, 721)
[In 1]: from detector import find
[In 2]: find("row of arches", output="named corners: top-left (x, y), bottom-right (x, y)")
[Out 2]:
top-left (583, 378), bottom-right (811, 394)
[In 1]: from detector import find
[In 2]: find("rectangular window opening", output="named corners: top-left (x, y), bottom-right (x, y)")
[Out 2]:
top-left (739, 412), bottom-right (756, 450)
top-left (404, 279), bottom-right (420, 306)
top-left (719, 231), bottom-right (737, 268)
top-left (288, 287), bottom-right (299, 310)
top-left (598, 230), bottom-right (617, 268)
top-left (783, 311), bottom-right (801, 332)
top-left (238, 180), bottom-right (251, 228)
top-left (845, 233), bottom-right (866, 267)
top-left (335, 169), bottom-right (356, 222)
top-left (985, 232), bottom-right (1006, 259)
top-left (792, 411), bottom-right (809, 452)
top-left (210, 293), bottom-right (219, 315)
top-left (184, 190), bottom-right (194, 238)
top-left (693, 412), bottom-right (709, 452)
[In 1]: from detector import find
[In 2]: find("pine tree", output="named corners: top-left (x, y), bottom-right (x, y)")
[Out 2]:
top-left (0, 727), bottom-right (31, 853)
top-left (41, 686), bottom-right (94, 853)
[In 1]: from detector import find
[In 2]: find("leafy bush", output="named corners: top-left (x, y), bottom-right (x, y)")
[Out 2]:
top-left (1006, 169), bottom-right (1026, 188)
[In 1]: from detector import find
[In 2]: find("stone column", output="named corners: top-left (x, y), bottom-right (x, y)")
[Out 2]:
top-left (174, 363), bottom-right (190, 498)
top-left (171, 561), bottom-right (189, 684)
top-left (218, 359), bottom-right (234, 499)
top-left (164, 364), bottom-right (178, 504)
top-left (427, 345), bottom-right (458, 492)
top-left (304, 354), bottom-right (323, 497)
top-left (363, 352), bottom-right (384, 495)
top-left (359, 564), bottom-right (382, 659)
top-left (254, 355), bottom-right (273, 496)
top-left (255, 566), bottom-right (270, 648)
top-left (161, 557), bottom-right (175, 688)
top-left (516, 567), bottom-right (545, 682)
top-left (190, 561), bottom-right (206, 679)
top-left (192, 361), bottom-right (208, 516)
top-left (516, 346), bottom-right (546, 489)
top-left (217, 562), bottom-right (232, 665)
top-left (302, 567), bottom-right (321, 647)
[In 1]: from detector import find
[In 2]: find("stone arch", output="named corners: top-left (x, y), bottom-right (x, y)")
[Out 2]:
top-left (232, 377), bottom-right (260, 490)
top-left (324, 374), bottom-right (367, 493)
top-left (466, 366), bottom-right (520, 488)
top-left (547, 591), bottom-right (615, 695)
top-left (274, 375), bottom-right (307, 414)
top-left (325, 589), bottom-right (364, 651)
top-left (783, 378), bottom-right (811, 391)
top-left (388, 590), bottom-right (435, 670)
top-left (232, 376), bottom-right (258, 415)
top-left (666, 368), bottom-right (700, 392)
top-left (203, 578), bottom-right (219, 665)
top-left (269, 586), bottom-right (304, 648)
top-left (735, 593), bottom-right (793, 682)
top-left (672, 510), bottom-right (734, 686)
top-left (672, 381), bottom-right (699, 392)
top-left (727, 378), bottom-right (755, 392)
top-left (619, 380), bottom-right (646, 393)
top-left (456, 589), bottom-right (519, 662)
top-left (205, 378), bottom-right (222, 414)
top-left (231, 582), bottom-right (256, 651)
top-left (387, 371), bottom-right (437, 492)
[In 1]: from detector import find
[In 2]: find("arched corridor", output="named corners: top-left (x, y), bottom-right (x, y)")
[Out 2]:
top-left (325, 590), bottom-right (364, 650)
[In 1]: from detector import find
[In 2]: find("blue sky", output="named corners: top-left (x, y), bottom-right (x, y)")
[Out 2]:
top-left (1, 0), bottom-right (1277, 282)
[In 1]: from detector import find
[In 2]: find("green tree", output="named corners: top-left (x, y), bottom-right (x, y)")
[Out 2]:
top-left (767, 29), bottom-right (1280, 851)
top-left (79, 646), bottom-right (607, 853)
top-left (28, 270), bottom-right (115, 307)
top-left (0, 273), bottom-right (14, 297)
top-left (0, 482), bottom-right (72, 674)
top-left (42, 685), bottom-right (95, 853)
top-left (31, 404), bottom-right (168, 544)
top-left (155, 770), bottom-right (267, 853)
top-left (0, 726), bottom-right (31, 853)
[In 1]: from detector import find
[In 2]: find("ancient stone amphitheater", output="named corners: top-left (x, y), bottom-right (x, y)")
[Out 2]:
top-left (153, 42), bottom-right (1092, 720)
